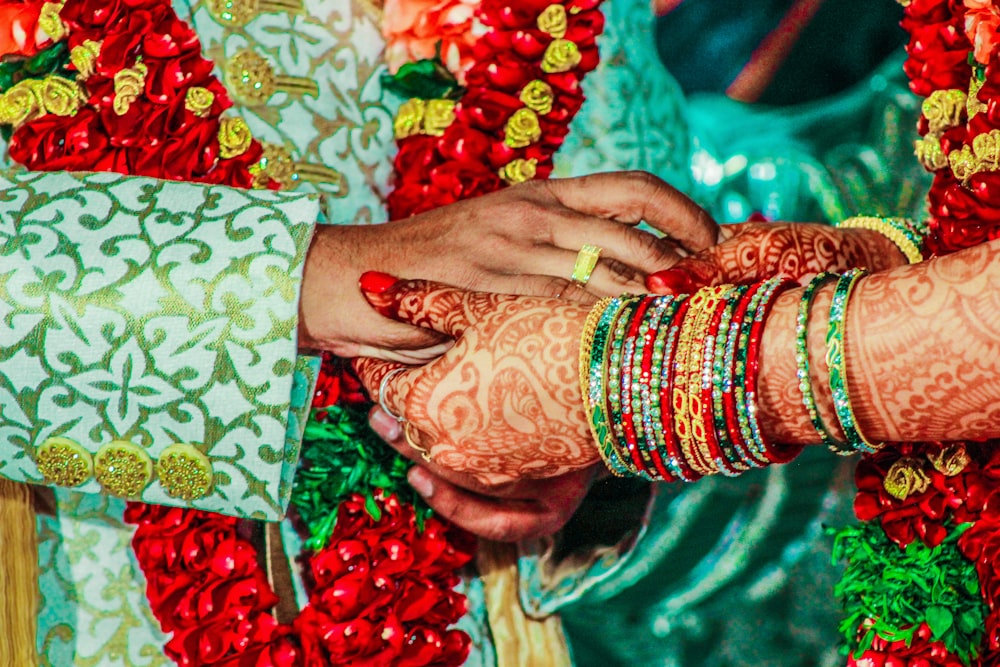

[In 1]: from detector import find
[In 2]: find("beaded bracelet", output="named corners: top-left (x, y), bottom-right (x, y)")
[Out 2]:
top-left (825, 268), bottom-right (881, 454)
top-left (634, 296), bottom-right (682, 481)
top-left (794, 272), bottom-right (851, 454)
top-left (838, 216), bottom-right (926, 264)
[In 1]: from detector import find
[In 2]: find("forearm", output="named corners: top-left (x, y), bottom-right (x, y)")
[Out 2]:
top-left (759, 238), bottom-right (1000, 445)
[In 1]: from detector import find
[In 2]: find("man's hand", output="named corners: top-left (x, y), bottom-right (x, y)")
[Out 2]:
top-left (299, 172), bottom-right (716, 361)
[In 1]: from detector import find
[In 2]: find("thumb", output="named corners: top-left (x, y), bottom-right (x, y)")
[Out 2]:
top-left (359, 271), bottom-right (475, 339)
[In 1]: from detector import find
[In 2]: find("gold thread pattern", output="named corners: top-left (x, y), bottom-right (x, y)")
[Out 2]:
top-left (914, 135), bottom-right (947, 171)
top-left (223, 50), bottom-right (319, 106)
top-left (38, 2), bottom-right (67, 41)
top-left (157, 444), bottom-right (214, 501)
top-left (185, 87), bottom-right (216, 117)
top-left (882, 457), bottom-right (931, 500)
top-left (519, 80), bottom-right (554, 115)
top-left (498, 158), bottom-right (538, 184)
top-left (70, 40), bottom-right (101, 80)
top-left (94, 441), bottom-right (153, 498)
top-left (0, 76), bottom-right (85, 128)
top-left (113, 62), bottom-right (148, 116)
top-left (35, 437), bottom-right (93, 487)
top-left (423, 99), bottom-right (456, 136)
top-left (968, 75), bottom-right (987, 118)
top-left (393, 98), bottom-right (425, 139)
top-left (537, 4), bottom-right (568, 38)
top-left (218, 117), bottom-right (253, 159)
top-left (206, 0), bottom-right (304, 27)
top-left (927, 444), bottom-right (971, 476)
top-left (504, 107), bottom-right (542, 148)
top-left (921, 89), bottom-right (966, 133)
top-left (541, 39), bottom-right (582, 74)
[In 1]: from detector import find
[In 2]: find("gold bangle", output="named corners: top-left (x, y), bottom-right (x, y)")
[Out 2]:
top-left (838, 216), bottom-right (925, 264)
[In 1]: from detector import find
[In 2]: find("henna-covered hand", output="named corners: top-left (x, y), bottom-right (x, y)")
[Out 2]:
top-left (645, 222), bottom-right (908, 292)
top-left (369, 407), bottom-right (598, 541)
top-left (353, 274), bottom-right (597, 487)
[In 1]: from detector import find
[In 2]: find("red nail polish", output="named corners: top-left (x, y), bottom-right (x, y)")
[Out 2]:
top-left (359, 271), bottom-right (400, 295)
top-left (646, 269), bottom-right (695, 294)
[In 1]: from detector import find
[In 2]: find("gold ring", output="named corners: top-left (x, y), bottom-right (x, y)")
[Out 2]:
top-left (378, 367), bottom-right (407, 422)
top-left (404, 422), bottom-right (432, 462)
top-left (570, 244), bottom-right (602, 287)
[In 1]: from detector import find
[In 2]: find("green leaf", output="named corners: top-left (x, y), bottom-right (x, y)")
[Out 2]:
top-left (925, 606), bottom-right (954, 639)
top-left (380, 57), bottom-right (464, 101)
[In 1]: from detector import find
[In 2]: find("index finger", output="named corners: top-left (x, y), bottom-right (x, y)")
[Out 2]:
top-left (543, 171), bottom-right (719, 252)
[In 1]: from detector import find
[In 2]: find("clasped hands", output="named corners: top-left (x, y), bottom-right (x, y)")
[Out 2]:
top-left (305, 171), bottom-right (909, 541)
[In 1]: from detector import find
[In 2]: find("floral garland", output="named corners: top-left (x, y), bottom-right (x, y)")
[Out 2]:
top-left (833, 1), bottom-right (1000, 664)
top-left (0, 0), bottom-right (603, 664)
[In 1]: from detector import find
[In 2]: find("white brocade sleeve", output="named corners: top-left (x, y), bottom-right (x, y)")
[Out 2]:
top-left (0, 168), bottom-right (321, 520)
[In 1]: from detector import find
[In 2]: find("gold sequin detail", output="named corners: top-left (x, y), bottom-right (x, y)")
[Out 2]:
top-left (94, 441), bottom-right (153, 498)
top-left (914, 135), bottom-right (947, 171)
top-left (225, 51), bottom-right (277, 105)
top-left (35, 437), bottom-right (92, 488)
top-left (883, 457), bottom-right (931, 501)
top-left (423, 99), bottom-right (456, 136)
top-left (948, 144), bottom-right (976, 183)
top-left (968, 75), bottom-right (987, 119)
top-left (541, 39), bottom-right (582, 74)
top-left (499, 158), bottom-right (537, 184)
top-left (218, 117), bottom-right (253, 159)
top-left (537, 4), bottom-right (568, 38)
top-left (70, 40), bottom-right (101, 80)
top-left (0, 76), bottom-right (85, 128)
top-left (113, 62), bottom-right (148, 116)
top-left (252, 143), bottom-right (296, 188)
top-left (927, 444), bottom-right (971, 476)
top-left (504, 107), bottom-right (541, 148)
top-left (185, 87), bottom-right (215, 118)
top-left (394, 98), bottom-right (425, 139)
top-left (38, 2), bottom-right (67, 42)
top-left (157, 444), bottom-right (214, 501)
top-left (520, 80), bottom-right (554, 115)
top-left (973, 129), bottom-right (1000, 170)
top-left (921, 89), bottom-right (965, 134)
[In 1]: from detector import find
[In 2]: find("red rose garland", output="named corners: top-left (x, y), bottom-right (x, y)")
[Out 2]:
top-left (0, 0), bottom-right (604, 664)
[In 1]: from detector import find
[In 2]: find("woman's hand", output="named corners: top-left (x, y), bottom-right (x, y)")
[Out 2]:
top-left (369, 407), bottom-right (598, 541)
top-left (353, 276), bottom-right (598, 487)
top-left (646, 222), bottom-right (908, 292)
top-left (300, 171), bottom-right (717, 361)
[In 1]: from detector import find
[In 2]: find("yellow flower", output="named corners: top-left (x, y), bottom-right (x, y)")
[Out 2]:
top-left (882, 457), bottom-right (931, 501)
top-left (504, 108), bottom-right (541, 148)
top-left (185, 87), bottom-right (216, 118)
top-left (519, 80), bottom-right (554, 115)
top-left (113, 62), bottom-right (148, 116)
top-left (949, 144), bottom-right (977, 182)
top-left (927, 444), bottom-right (971, 476)
top-left (39, 76), bottom-right (84, 116)
top-left (541, 38), bottom-right (582, 74)
top-left (973, 128), bottom-right (1000, 170)
top-left (537, 5), bottom-right (568, 38)
top-left (914, 135), bottom-right (948, 171)
top-left (394, 98), bottom-right (426, 139)
top-left (499, 158), bottom-right (537, 184)
top-left (38, 1), bottom-right (67, 41)
top-left (921, 89), bottom-right (966, 134)
top-left (70, 40), bottom-right (101, 80)
top-left (218, 117), bottom-right (253, 159)
top-left (423, 99), bottom-right (456, 136)
top-left (0, 83), bottom-right (42, 127)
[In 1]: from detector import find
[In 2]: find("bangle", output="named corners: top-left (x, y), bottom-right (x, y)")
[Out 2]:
top-left (838, 216), bottom-right (926, 264)
top-left (582, 297), bottom-right (631, 476)
top-left (825, 268), bottom-right (881, 454)
top-left (794, 272), bottom-right (851, 454)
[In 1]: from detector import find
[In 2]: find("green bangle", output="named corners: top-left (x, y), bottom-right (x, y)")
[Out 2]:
top-left (825, 268), bottom-right (880, 454)
top-left (838, 216), bottom-right (927, 264)
top-left (795, 272), bottom-right (851, 454)
top-left (586, 296), bottom-right (631, 476)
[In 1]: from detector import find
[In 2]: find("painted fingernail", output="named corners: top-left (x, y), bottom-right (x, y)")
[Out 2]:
top-left (646, 269), bottom-right (696, 294)
top-left (369, 407), bottom-right (402, 441)
top-left (359, 271), bottom-right (400, 295)
top-left (408, 467), bottom-right (434, 498)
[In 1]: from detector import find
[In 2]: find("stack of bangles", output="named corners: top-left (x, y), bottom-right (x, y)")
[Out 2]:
top-left (579, 216), bottom-right (928, 482)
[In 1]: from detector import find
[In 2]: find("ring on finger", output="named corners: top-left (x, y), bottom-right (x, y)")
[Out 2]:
top-left (378, 367), bottom-right (407, 423)
top-left (403, 422), bottom-right (432, 462)
top-left (570, 243), bottom-right (602, 288)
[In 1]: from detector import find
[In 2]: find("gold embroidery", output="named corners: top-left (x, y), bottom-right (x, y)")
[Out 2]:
top-left (394, 98), bottom-right (425, 139)
top-left (218, 117), bottom-right (253, 158)
top-left (968, 75), bottom-right (988, 119)
top-left (499, 158), bottom-right (538, 184)
top-left (927, 444), bottom-right (971, 476)
top-left (973, 129), bottom-right (1000, 171)
top-left (914, 135), bottom-right (947, 171)
top-left (0, 76), bottom-right (85, 128)
top-left (541, 39), bottom-right (582, 74)
top-left (948, 144), bottom-right (976, 182)
top-left (224, 50), bottom-right (319, 106)
top-left (185, 86), bottom-right (216, 117)
top-left (883, 457), bottom-right (931, 500)
top-left (251, 143), bottom-right (344, 190)
top-left (504, 107), bottom-right (541, 148)
top-left (921, 89), bottom-right (965, 134)
top-left (423, 99), bottom-right (456, 136)
top-left (70, 40), bottom-right (101, 80)
top-left (94, 441), bottom-right (153, 499)
top-left (537, 5), bottom-right (568, 39)
top-left (157, 444), bottom-right (214, 501)
top-left (35, 437), bottom-right (93, 488)
top-left (37, 2), bottom-right (67, 42)
top-left (206, 0), bottom-right (304, 28)
top-left (113, 62), bottom-right (148, 116)
top-left (520, 80), bottom-right (554, 115)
